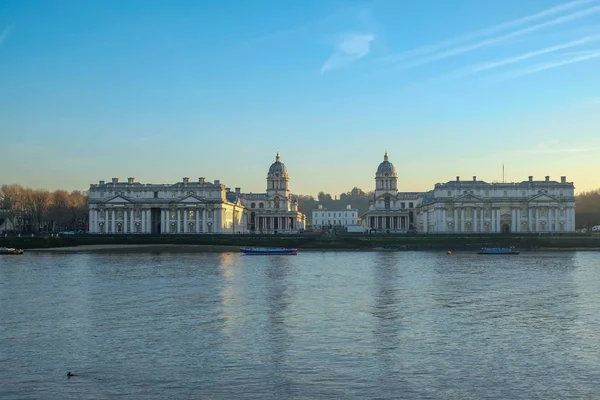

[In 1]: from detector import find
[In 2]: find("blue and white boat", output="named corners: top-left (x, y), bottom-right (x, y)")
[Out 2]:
top-left (240, 247), bottom-right (298, 255)
top-left (477, 247), bottom-right (519, 255)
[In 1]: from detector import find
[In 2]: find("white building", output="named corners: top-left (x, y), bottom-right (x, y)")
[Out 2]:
top-left (361, 152), bottom-right (423, 232)
top-left (88, 177), bottom-right (246, 234)
top-left (417, 175), bottom-right (576, 233)
top-left (240, 153), bottom-right (306, 233)
top-left (312, 204), bottom-right (359, 231)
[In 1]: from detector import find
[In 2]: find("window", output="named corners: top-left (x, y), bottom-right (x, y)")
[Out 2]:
top-left (188, 210), bottom-right (195, 219)
top-left (274, 197), bottom-right (280, 209)
top-left (401, 202), bottom-right (405, 209)
top-left (385, 196), bottom-right (391, 209)
top-left (251, 203), bottom-right (256, 208)
top-left (154, 191), bottom-right (158, 198)
top-left (172, 192), bottom-right (177, 198)
top-left (409, 202), bottom-right (414, 208)
top-left (259, 203), bottom-right (264, 209)
top-left (503, 191), bottom-right (508, 196)
top-left (447, 191), bottom-right (451, 197)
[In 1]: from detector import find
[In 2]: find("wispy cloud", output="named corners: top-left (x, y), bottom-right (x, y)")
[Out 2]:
top-left (0, 25), bottom-right (12, 45)
top-left (320, 32), bottom-right (375, 74)
top-left (487, 50), bottom-right (600, 82)
top-left (370, 0), bottom-right (598, 67)
top-left (445, 34), bottom-right (600, 80)
top-left (394, 4), bottom-right (600, 70)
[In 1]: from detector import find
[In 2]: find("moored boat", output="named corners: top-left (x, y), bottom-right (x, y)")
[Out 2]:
top-left (0, 247), bottom-right (24, 255)
top-left (240, 247), bottom-right (298, 255)
top-left (477, 247), bottom-right (519, 255)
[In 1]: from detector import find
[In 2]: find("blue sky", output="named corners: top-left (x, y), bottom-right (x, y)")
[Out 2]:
top-left (1, 0), bottom-right (599, 195)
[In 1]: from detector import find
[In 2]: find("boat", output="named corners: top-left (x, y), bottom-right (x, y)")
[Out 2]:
top-left (0, 247), bottom-right (24, 255)
top-left (240, 247), bottom-right (298, 255)
top-left (477, 247), bottom-right (519, 255)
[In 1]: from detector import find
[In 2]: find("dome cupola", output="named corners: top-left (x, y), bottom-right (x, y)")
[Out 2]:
top-left (376, 151), bottom-right (397, 177)
top-left (268, 152), bottom-right (288, 177)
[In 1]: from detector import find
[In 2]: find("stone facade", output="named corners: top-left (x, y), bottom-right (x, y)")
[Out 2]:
top-left (88, 177), bottom-right (245, 234)
top-left (87, 153), bottom-right (306, 234)
top-left (417, 175), bottom-right (576, 233)
top-left (239, 153), bottom-right (306, 233)
top-left (361, 152), bottom-right (423, 232)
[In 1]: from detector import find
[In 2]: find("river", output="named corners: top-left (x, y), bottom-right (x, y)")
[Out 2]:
top-left (1, 250), bottom-right (599, 399)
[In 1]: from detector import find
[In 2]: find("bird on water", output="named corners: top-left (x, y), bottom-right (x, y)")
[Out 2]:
top-left (67, 372), bottom-right (76, 377)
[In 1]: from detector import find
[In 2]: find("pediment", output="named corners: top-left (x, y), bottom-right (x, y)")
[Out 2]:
top-left (179, 194), bottom-right (204, 203)
top-left (454, 193), bottom-right (484, 202)
top-left (529, 193), bottom-right (559, 202)
top-left (106, 195), bottom-right (132, 204)
top-left (375, 193), bottom-right (399, 201)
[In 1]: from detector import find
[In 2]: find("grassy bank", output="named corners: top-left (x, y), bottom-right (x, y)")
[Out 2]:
top-left (3, 233), bottom-right (600, 251)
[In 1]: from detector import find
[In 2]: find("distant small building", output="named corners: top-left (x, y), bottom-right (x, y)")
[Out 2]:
top-left (311, 204), bottom-right (359, 231)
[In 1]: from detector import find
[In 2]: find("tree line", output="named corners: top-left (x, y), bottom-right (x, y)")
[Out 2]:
top-left (0, 184), bottom-right (88, 233)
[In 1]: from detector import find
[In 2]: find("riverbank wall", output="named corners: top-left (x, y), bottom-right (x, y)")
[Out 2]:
top-left (3, 233), bottom-right (600, 251)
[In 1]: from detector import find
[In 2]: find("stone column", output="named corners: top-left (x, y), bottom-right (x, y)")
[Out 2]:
top-left (130, 209), bottom-right (135, 233)
top-left (453, 209), bottom-right (458, 233)
top-left (202, 209), bottom-right (207, 233)
top-left (88, 209), bottom-right (94, 233)
top-left (547, 208), bottom-right (553, 232)
top-left (496, 208), bottom-right (502, 233)
top-left (510, 209), bottom-right (515, 232)
top-left (111, 210), bottom-right (116, 234)
top-left (176, 209), bottom-right (181, 233)
top-left (124, 210), bottom-right (128, 234)
top-left (473, 208), bottom-right (478, 233)
top-left (442, 209), bottom-right (447, 233)
top-left (104, 210), bottom-right (108, 234)
top-left (460, 208), bottom-right (465, 233)
top-left (528, 208), bottom-right (532, 232)
top-left (480, 208), bottom-right (484, 233)
top-left (184, 208), bottom-right (188, 233)
top-left (535, 208), bottom-right (540, 232)
top-left (195, 209), bottom-right (200, 233)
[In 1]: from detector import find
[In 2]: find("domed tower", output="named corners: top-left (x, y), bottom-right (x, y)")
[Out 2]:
top-left (375, 151), bottom-right (398, 197)
top-left (267, 152), bottom-right (290, 197)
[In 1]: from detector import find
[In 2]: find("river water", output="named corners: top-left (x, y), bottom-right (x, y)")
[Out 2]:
top-left (1, 250), bottom-right (599, 399)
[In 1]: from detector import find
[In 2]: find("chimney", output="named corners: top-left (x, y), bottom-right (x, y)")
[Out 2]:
top-left (99, 180), bottom-right (105, 185)
top-left (127, 177), bottom-right (135, 184)
top-left (528, 176), bottom-right (533, 182)
top-left (112, 178), bottom-right (119, 184)
top-left (473, 176), bottom-right (476, 182)
top-left (182, 177), bottom-right (189, 184)
top-left (214, 180), bottom-right (220, 185)
top-left (318, 204), bottom-right (323, 209)
top-left (545, 176), bottom-right (550, 182)
top-left (456, 176), bottom-right (460, 182)
top-left (346, 204), bottom-right (351, 210)
top-left (226, 187), bottom-right (231, 192)
top-left (561, 176), bottom-right (566, 183)
top-left (199, 177), bottom-right (205, 183)
top-left (235, 187), bottom-right (241, 194)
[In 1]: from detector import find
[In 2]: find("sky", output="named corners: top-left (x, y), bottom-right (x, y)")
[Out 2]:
top-left (1, 0), bottom-right (599, 196)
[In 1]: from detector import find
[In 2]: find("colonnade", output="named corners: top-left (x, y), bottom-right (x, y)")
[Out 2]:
top-left (367, 214), bottom-right (411, 231)
top-left (88, 206), bottom-right (224, 234)
top-left (424, 205), bottom-right (576, 233)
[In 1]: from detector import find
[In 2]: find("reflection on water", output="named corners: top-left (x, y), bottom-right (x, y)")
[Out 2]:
top-left (1, 251), bottom-right (600, 399)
